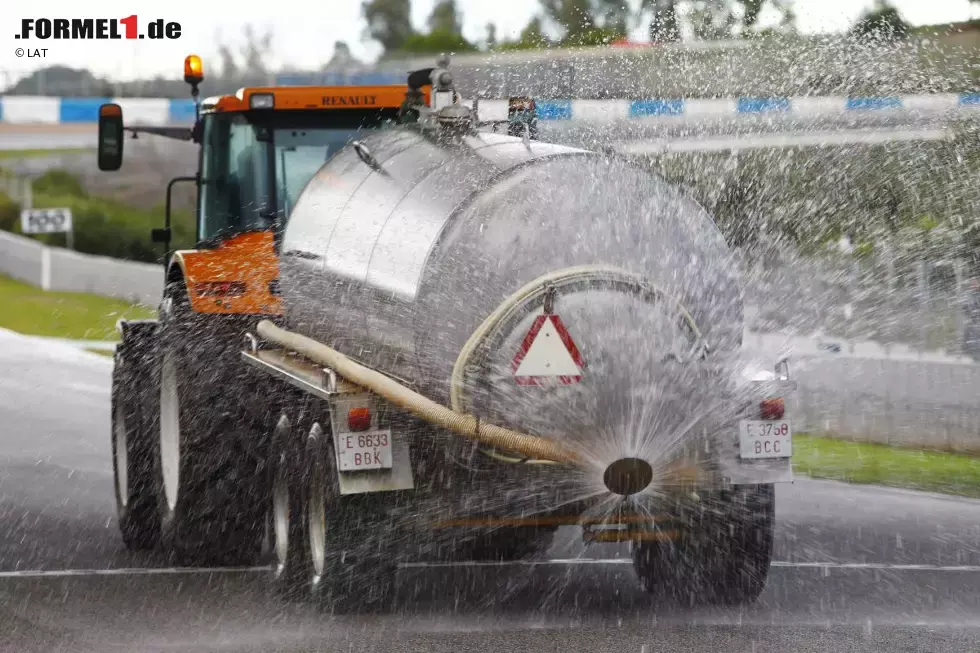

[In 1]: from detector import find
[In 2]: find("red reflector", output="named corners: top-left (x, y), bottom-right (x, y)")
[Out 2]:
top-left (347, 407), bottom-right (371, 432)
top-left (760, 398), bottom-right (785, 420)
top-left (195, 281), bottom-right (246, 297)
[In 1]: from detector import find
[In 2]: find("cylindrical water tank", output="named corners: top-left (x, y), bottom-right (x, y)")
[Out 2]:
top-left (281, 126), bottom-right (743, 456)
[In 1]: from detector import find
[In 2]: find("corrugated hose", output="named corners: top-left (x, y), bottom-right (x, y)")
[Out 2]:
top-left (255, 320), bottom-right (584, 467)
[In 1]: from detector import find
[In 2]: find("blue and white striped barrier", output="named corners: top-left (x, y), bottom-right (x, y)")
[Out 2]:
top-left (1, 94), bottom-right (979, 126)
top-left (0, 96), bottom-right (195, 125)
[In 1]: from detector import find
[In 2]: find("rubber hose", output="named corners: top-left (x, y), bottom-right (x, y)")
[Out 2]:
top-left (447, 266), bottom-right (705, 464)
top-left (256, 320), bottom-right (584, 467)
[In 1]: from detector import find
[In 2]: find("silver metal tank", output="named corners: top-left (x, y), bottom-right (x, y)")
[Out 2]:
top-left (281, 126), bottom-right (745, 462)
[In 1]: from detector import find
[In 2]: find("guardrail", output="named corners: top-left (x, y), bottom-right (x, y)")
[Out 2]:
top-left (0, 96), bottom-right (194, 125)
top-left (0, 230), bottom-right (162, 305)
top-left (2, 93), bottom-right (980, 126)
top-left (789, 359), bottom-right (980, 454)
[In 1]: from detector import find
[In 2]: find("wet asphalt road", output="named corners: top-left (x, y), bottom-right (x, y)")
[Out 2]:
top-left (2, 328), bottom-right (980, 652)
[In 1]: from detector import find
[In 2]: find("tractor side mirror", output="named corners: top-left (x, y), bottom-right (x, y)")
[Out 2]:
top-left (97, 103), bottom-right (124, 171)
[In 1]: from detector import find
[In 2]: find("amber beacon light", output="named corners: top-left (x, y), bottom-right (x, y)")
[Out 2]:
top-left (184, 54), bottom-right (204, 85)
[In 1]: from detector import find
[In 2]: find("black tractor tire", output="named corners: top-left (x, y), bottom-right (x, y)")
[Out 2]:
top-left (303, 423), bottom-right (398, 613)
top-left (632, 484), bottom-right (775, 606)
top-left (466, 527), bottom-right (557, 561)
top-left (268, 410), bottom-right (314, 600)
top-left (154, 279), bottom-right (271, 566)
top-left (111, 344), bottom-right (161, 550)
top-left (712, 483), bottom-right (776, 604)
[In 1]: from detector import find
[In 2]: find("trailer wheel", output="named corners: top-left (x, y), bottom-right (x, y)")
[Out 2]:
top-left (711, 484), bottom-right (775, 605)
top-left (304, 423), bottom-right (397, 612)
top-left (631, 485), bottom-right (774, 606)
top-left (631, 535), bottom-right (713, 606)
top-left (111, 347), bottom-right (160, 550)
top-left (155, 279), bottom-right (267, 565)
top-left (269, 412), bottom-right (312, 600)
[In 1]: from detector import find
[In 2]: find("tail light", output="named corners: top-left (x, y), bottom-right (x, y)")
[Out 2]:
top-left (347, 407), bottom-right (372, 432)
top-left (195, 281), bottom-right (246, 297)
top-left (760, 398), bottom-right (785, 420)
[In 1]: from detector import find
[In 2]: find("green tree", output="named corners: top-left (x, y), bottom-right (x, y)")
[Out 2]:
top-left (688, 0), bottom-right (736, 40)
top-left (540, 0), bottom-right (596, 40)
top-left (214, 30), bottom-right (239, 80)
top-left (741, 0), bottom-right (765, 27)
top-left (499, 16), bottom-right (552, 49)
top-left (428, 0), bottom-right (464, 35)
top-left (538, 0), bottom-right (630, 43)
top-left (241, 25), bottom-right (273, 75)
top-left (521, 16), bottom-right (548, 43)
top-left (400, 30), bottom-right (478, 53)
top-left (740, 0), bottom-right (797, 37)
top-left (595, 0), bottom-right (632, 36)
top-left (485, 22), bottom-right (498, 49)
top-left (362, 0), bottom-right (415, 53)
top-left (324, 41), bottom-right (359, 70)
top-left (4, 65), bottom-right (112, 96)
top-left (851, 1), bottom-right (910, 41)
top-left (399, 0), bottom-right (478, 53)
top-left (643, 0), bottom-right (680, 42)
top-left (641, 0), bottom-right (795, 43)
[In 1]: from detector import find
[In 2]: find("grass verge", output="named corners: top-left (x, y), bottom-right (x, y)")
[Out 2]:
top-left (793, 434), bottom-right (980, 499)
top-left (0, 169), bottom-right (195, 262)
top-left (0, 148), bottom-right (94, 159)
top-left (83, 348), bottom-right (115, 358)
top-left (0, 273), bottom-right (155, 341)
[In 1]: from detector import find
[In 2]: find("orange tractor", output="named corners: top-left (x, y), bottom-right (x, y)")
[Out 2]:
top-left (99, 55), bottom-right (430, 563)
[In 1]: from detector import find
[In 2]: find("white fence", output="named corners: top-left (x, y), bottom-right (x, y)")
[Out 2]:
top-left (0, 230), bottom-right (162, 306)
top-left (785, 355), bottom-right (980, 454)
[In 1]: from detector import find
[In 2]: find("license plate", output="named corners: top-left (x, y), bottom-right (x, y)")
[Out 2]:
top-left (335, 429), bottom-right (393, 471)
top-left (739, 420), bottom-right (792, 459)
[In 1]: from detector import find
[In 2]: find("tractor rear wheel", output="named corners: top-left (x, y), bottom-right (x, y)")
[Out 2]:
top-left (111, 344), bottom-right (161, 550)
top-left (154, 280), bottom-right (269, 565)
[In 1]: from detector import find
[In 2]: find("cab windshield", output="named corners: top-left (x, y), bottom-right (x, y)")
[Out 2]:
top-left (197, 109), bottom-right (398, 243)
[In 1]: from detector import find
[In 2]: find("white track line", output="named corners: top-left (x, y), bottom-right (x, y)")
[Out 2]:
top-left (771, 561), bottom-right (980, 572)
top-left (399, 559), bottom-right (980, 572)
top-left (0, 565), bottom-right (270, 579)
top-left (2, 560), bottom-right (979, 579)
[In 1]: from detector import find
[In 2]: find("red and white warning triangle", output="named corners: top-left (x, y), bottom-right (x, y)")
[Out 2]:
top-left (511, 314), bottom-right (585, 386)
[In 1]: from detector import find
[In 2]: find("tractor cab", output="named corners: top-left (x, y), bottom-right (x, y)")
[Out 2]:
top-left (97, 55), bottom-right (408, 257)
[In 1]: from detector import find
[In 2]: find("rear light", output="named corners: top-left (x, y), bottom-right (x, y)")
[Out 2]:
top-left (760, 398), bottom-right (785, 420)
top-left (347, 407), bottom-right (371, 432)
top-left (195, 281), bottom-right (246, 297)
